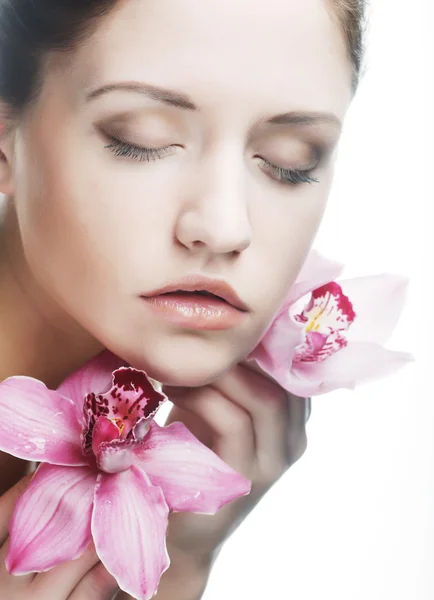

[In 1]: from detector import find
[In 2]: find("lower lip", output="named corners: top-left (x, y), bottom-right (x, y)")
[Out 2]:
top-left (141, 293), bottom-right (248, 330)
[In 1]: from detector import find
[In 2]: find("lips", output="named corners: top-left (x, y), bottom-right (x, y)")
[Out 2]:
top-left (142, 276), bottom-right (249, 312)
top-left (161, 290), bottom-right (227, 303)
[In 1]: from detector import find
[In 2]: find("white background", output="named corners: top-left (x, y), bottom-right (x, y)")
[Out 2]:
top-left (199, 1), bottom-right (433, 598)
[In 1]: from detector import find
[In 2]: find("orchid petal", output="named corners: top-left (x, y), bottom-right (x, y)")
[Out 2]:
top-left (57, 350), bottom-right (127, 420)
top-left (339, 274), bottom-right (410, 345)
top-left (92, 466), bottom-right (170, 600)
top-left (248, 309), bottom-right (303, 375)
top-left (280, 342), bottom-right (415, 396)
top-left (286, 249), bottom-right (345, 305)
top-left (0, 377), bottom-right (86, 465)
top-left (5, 464), bottom-right (96, 575)
top-left (133, 420), bottom-right (251, 514)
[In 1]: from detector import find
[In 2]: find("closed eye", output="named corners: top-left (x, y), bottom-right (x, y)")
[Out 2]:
top-left (104, 136), bottom-right (177, 162)
top-left (257, 157), bottom-right (319, 186)
top-left (103, 134), bottom-right (320, 186)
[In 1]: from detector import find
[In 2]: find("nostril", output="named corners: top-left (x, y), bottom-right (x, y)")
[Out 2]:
top-left (191, 240), bottom-right (206, 248)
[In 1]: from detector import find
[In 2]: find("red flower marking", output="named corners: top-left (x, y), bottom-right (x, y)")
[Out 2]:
top-left (82, 367), bottom-right (166, 456)
top-left (293, 282), bottom-right (356, 364)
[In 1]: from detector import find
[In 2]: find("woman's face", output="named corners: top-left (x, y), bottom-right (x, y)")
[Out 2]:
top-left (1, 0), bottom-right (352, 386)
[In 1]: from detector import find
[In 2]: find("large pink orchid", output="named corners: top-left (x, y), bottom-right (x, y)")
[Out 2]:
top-left (0, 351), bottom-right (251, 600)
top-left (248, 250), bottom-right (414, 397)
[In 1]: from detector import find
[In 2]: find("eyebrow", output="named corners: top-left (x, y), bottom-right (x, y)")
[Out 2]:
top-left (86, 81), bottom-right (342, 129)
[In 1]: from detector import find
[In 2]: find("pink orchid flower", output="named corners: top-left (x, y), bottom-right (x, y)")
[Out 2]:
top-left (248, 250), bottom-right (414, 397)
top-left (0, 351), bottom-right (251, 600)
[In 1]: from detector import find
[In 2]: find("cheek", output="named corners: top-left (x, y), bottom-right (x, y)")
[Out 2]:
top-left (248, 180), bottom-right (330, 322)
top-left (14, 125), bottom-right (168, 297)
top-left (14, 152), bottom-right (98, 295)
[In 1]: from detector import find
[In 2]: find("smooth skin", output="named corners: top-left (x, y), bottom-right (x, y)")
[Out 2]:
top-left (0, 0), bottom-right (352, 597)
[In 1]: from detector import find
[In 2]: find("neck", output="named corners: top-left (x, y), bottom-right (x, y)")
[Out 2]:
top-left (0, 195), bottom-right (103, 388)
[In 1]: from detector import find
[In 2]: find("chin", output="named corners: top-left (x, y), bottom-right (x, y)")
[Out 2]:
top-left (148, 363), bottom-right (227, 388)
top-left (118, 335), bottom-right (240, 388)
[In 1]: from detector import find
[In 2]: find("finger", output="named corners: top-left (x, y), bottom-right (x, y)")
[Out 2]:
top-left (0, 472), bottom-right (34, 545)
top-left (33, 540), bottom-right (115, 600)
top-left (66, 558), bottom-right (119, 600)
top-left (210, 364), bottom-right (307, 478)
top-left (163, 401), bottom-right (215, 448)
top-left (286, 393), bottom-right (309, 464)
top-left (0, 536), bottom-right (36, 589)
top-left (163, 385), bottom-right (255, 476)
top-left (0, 473), bottom-right (36, 588)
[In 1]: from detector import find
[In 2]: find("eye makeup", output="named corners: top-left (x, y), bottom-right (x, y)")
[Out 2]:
top-left (95, 106), bottom-right (334, 188)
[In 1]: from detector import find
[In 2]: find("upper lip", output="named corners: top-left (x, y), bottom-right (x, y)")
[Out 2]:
top-left (142, 275), bottom-right (249, 311)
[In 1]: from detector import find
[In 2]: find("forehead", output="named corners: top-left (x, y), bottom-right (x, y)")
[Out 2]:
top-left (68, 0), bottom-right (352, 120)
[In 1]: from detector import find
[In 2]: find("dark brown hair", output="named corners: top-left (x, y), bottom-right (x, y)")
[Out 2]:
top-left (328, 0), bottom-right (368, 91)
top-left (0, 0), bottom-right (367, 121)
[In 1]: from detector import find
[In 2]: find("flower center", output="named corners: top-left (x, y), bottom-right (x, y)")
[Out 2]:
top-left (113, 419), bottom-right (126, 435)
top-left (293, 282), bottom-right (356, 364)
top-left (81, 367), bottom-right (166, 458)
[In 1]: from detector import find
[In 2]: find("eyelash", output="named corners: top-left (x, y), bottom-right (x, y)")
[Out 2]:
top-left (257, 158), bottom-right (319, 185)
top-left (104, 138), bottom-right (174, 162)
top-left (104, 137), bottom-right (320, 186)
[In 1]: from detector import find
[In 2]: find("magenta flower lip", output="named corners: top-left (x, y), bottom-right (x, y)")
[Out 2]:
top-left (0, 350), bottom-right (252, 600)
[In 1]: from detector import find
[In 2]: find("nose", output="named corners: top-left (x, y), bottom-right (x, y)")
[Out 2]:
top-left (175, 154), bottom-right (252, 256)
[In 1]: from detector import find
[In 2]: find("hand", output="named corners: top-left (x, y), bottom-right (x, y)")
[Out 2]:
top-left (0, 475), bottom-right (119, 600)
top-left (160, 361), bottom-right (308, 567)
